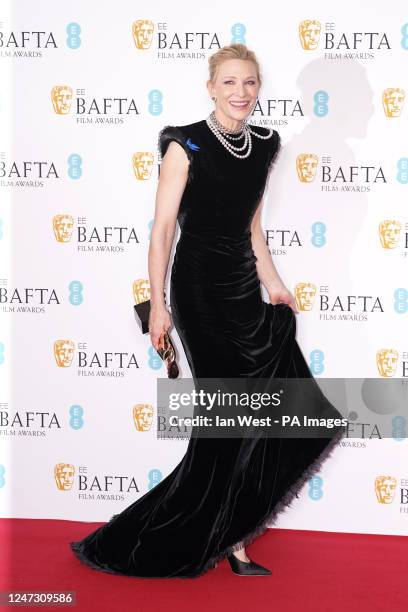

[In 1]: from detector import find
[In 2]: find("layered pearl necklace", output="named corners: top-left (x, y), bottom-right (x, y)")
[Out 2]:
top-left (206, 110), bottom-right (273, 159)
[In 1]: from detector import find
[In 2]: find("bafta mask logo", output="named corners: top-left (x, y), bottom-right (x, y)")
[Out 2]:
top-left (299, 20), bottom-right (322, 50)
top-left (133, 279), bottom-right (150, 305)
top-left (51, 85), bottom-right (73, 115)
top-left (296, 153), bottom-right (319, 183)
top-left (133, 403), bottom-right (154, 431)
top-left (54, 463), bottom-right (75, 490)
top-left (378, 220), bottom-right (401, 249)
top-left (53, 214), bottom-right (75, 243)
top-left (375, 475), bottom-right (397, 504)
top-left (295, 282), bottom-right (317, 311)
top-left (382, 88), bottom-right (405, 118)
top-left (132, 152), bottom-right (154, 181)
top-left (132, 20), bottom-right (154, 50)
top-left (376, 348), bottom-right (398, 377)
top-left (54, 340), bottom-right (75, 367)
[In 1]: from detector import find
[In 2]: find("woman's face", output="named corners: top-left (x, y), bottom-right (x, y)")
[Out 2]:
top-left (207, 59), bottom-right (260, 121)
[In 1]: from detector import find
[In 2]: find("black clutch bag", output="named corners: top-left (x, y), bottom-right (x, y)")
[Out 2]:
top-left (133, 295), bottom-right (179, 379)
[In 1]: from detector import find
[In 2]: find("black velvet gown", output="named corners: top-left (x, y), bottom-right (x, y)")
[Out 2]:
top-left (70, 119), bottom-right (345, 578)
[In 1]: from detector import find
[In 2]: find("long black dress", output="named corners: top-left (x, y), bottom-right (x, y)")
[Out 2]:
top-left (70, 119), bottom-right (345, 579)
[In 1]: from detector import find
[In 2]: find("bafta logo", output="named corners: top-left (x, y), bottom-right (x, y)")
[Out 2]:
top-left (133, 404), bottom-right (154, 431)
top-left (378, 220), bottom-right (401, 249)
top-left (295, 282), bottom-right (317, 311)
top-left (299, 20), bottom-right (321, 50)
top-left (376, 348), bottom-right (398, 377)
top-left (133, 279), bottom-right (150, 305)
top-left (382, 88), bottom-right (405, 118)
top-left (132, 152), bottom-right (155, 181)
top-left (51, 85), bottom-right (73, 115)
top-left (296, 153), bottom-right (319, 182)
top-left (132, 20), bottom-right (154, 49)
top-left (54, 463), bottom-right (75, 490)
top-left (54, 340), bottom-right (75, 367)
top-left (375, 475), bottom-right (397, 504)
top-left (53, 214), bottom-right (75, 242)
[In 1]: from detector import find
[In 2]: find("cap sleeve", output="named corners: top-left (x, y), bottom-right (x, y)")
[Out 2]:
top-left (157, 125), bottom-right (191, 161)
top-left (268, 129), bottom-right (281, 170)
top-left (157, 125), bottom-right (194, 182)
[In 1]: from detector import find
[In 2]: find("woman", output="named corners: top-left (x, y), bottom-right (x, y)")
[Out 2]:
top-left (70, 43), bottom-right (345, 578)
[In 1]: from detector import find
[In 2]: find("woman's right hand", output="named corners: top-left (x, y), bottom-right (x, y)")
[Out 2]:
top-left (149, 303), bottom-right (172, 351)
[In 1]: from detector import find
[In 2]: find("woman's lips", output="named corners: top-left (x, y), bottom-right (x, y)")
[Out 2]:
top-left (229, 100), bottom-right (250, 108)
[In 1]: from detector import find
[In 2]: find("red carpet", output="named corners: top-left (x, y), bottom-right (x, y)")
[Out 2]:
top-left (0, 518), bottom-right (404, 611)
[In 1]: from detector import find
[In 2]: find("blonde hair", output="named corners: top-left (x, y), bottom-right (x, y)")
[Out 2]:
top-left (208, 43), bottom-right (262, 87)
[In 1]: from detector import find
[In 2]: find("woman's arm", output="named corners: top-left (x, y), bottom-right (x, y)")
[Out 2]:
top-left (148, 141), bottom-right (189, 348)
top-left (250, 197), bottom-right (299, 313)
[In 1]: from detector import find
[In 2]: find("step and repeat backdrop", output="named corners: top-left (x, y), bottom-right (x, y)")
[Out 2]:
top-left (0, 0), bottom-right (406, 536)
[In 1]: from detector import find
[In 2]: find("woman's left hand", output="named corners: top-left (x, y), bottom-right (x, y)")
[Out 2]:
top-left (267, 281), bottom-right (299, 314)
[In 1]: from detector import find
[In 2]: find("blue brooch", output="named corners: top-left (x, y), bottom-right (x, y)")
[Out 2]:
top-left (186, 138), bottom-right (200, 151)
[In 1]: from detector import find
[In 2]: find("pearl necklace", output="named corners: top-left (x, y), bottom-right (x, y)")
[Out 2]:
top-left (206, 110), bottom-right (274, 159)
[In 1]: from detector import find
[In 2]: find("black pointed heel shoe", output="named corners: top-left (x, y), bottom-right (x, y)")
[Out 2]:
top-left (227, 553), bottom-right (272, 576)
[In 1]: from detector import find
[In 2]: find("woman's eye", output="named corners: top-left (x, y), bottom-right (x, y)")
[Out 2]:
top-left (224, 80), bottom-right (256, 85)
